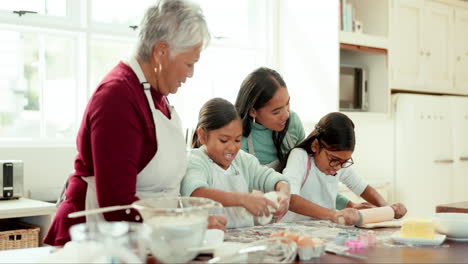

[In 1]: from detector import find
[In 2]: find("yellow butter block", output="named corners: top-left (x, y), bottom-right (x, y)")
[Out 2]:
top-left (401, 218), bottom-right (435, 239)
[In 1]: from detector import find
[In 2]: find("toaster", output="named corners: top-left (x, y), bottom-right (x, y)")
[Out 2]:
top-left (0, 160), bottom-right (23, 199)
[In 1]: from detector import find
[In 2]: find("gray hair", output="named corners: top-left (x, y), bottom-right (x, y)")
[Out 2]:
top-left (137, 0), bottom-right (210, 62)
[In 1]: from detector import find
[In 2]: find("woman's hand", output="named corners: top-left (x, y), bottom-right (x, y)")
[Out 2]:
top-left (241, 191), bottom-right (278, 217)
top-left (208, 215), bottom-right (227, 232)
top-left (332, 208), bottom-right (361, 225)
top-left (390, 203), bottom-right (407, 219)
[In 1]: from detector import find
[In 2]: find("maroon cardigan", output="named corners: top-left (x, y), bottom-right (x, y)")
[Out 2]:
top-left (44, 62), bottom-right (170, 246)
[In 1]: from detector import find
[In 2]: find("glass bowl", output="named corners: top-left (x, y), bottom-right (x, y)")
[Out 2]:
top-left (69, 221), bottom-right (151, 263)
top-left (134, 197), bottom-right (222, 263)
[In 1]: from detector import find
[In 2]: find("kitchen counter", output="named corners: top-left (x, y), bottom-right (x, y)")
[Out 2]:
top-left (224, 220), bottom-right (468, 263)
top-left (2, 219), bottom-right (468, 263)
top-left (0, 198), bottom-right (56, 245)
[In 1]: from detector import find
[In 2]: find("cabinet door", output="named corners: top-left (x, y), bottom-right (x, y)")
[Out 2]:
top-left (391, 0), bottom-right (424, 91)
top-left (454, 9), bottom-right (468, 94)
top-left (449, 97), bottom-right (468, 202)
top-left (394, 94), bottom-right (453, 217)
top-left (424, 1), bottom-right (454, 93)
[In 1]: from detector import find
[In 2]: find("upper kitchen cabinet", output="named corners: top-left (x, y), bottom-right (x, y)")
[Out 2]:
top-left (454, 9), bottom-right (468, 93)
top-left (391, 0), bottom-right (468, 95)
top-left (339, 0), bottom-right (389, 49)
top-left (339, 0), bottom-right (391, 114)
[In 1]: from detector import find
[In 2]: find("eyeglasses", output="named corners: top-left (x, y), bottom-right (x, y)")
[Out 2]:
top-left (323, 149), bottom-right (354, 168)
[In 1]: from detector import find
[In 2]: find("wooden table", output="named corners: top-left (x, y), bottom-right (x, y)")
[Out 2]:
top-left (314, 240), bottom-right (468, 263)
top-left (436, 201), bottom-right (468, 214)
top-left (222, 220), bottom-right (468, 263)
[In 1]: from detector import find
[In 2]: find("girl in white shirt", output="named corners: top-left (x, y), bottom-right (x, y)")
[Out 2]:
top-left (181, 98), bottom-right (291, 228)
top-left (282, 112), bottom-right (407, 225)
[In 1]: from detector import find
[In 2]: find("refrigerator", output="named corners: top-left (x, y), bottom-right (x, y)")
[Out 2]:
top-left (394, 94), bottom-right (468, 217)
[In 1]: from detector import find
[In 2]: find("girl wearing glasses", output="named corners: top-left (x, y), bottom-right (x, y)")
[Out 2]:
top-left (281, 112), bottom-right (407, 225)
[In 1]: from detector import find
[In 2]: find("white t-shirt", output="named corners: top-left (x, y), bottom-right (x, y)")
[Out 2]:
top-left (283, 148), bottom-right (368, 210)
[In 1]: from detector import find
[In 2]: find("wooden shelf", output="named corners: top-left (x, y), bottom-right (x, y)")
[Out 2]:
top-left (339, 31), bottom-right (388, 49)
top-left (0, 198), bottom-right (56, 219)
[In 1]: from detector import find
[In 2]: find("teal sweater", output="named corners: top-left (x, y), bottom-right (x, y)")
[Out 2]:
top-left (241, 111), bottom-right (305, 165)
top-left (240, 110), bottom-right (350, 210)
top-left (180, 148), bottom-right (289, 197)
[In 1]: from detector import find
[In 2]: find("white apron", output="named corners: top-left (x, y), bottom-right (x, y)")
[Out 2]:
top-left (247, 132), bottom-right (294, 171)
top-left (207, 148), bottom-right (254, 229)
top-left (280, 154), bottom-right (336, 222)
top-left (82, 57), bottom-right (187, 222)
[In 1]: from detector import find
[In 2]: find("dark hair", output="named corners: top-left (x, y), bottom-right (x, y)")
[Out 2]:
top-left (279, 112), bottom-right (355, 171)
top-left (234, 67), bottom-right (290, 163)
top-left (191, 97), bottom-right (240, 148)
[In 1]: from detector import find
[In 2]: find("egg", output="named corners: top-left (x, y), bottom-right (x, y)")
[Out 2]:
top-left (297, 236), bottom-right (315, 248)
top-left (269, 230), bottom-right (285, 238)
top-left (284, 231), bottom-right (300, 242)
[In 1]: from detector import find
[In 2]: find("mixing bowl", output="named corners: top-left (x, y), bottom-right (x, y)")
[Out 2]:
top-left (69, 221), bottom-right (151, 263)
top-left (134, 197), bottom-right (222, 263)
top-left (68, 196), bottom-right (222, 263)
top-left (433, 213), bottom-right (468, 239)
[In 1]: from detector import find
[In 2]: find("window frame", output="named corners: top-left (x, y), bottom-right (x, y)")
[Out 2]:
top-left (0, 0), bottom-right (278, 146)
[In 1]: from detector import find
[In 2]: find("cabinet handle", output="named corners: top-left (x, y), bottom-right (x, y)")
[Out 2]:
top-left (434, 159), bottom-right (454, 163)
top-left (457, 56), bottom-right (461, 62)
top-left (420, 51), bottom-right (424, 56)
top-left (426, 51), bottom-right (431, 56)
top-left (460, 157), bottom-right (468, 161)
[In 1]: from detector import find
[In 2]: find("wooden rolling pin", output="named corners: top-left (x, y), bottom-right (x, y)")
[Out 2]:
top-left (356, 206), bottom-right (395, 226)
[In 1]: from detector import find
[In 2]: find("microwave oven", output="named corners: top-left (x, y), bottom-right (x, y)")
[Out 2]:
top-left (339, 65), bottom-right (368, 111)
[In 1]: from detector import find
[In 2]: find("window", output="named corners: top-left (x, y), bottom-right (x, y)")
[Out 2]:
top-left (0, 0), bottom-right (273, 144)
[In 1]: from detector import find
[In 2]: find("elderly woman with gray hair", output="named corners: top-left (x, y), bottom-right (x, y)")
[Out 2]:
top-left (44, 0), bottom-right (226, 246)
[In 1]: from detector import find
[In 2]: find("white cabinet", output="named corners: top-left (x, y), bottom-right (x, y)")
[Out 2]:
top-left (449, 96), bottom-right (468, 202)
top-left (394, 94), bottom-right (454, 217)
top-left (394, 94), bottom-right (468, 217)
top-left (424, 1), bottom-right (454, 93)
top-left (391, 0), bottom-right (425, 91)
top-left (454, 9), bottom-right (468, 93)
top-left (391, 0), bottom-right (456, 94)
top-left (339, 0), bottom-right (391, 114)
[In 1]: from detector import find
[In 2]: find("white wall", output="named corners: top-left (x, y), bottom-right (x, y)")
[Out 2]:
top-left (0, 146), bottom-right (76, 201)
top-left (346, 113), bottom-right (395, 202)
top-left (278, 1), bottom-right (339, 124)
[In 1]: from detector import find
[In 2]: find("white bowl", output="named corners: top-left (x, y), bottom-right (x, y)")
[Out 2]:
top-left (135, 197), bottom-right (221, 263)
top-left (433, 213), bottom-right (468, 238)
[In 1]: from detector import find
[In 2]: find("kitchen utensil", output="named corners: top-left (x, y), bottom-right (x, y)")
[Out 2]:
top-left (433, 212), bottom-right (468, 239)
top-left (356, 206), bottom-right (395, 226)
top-left (325, 244), bottom-right (368, 260)
top-left (69, 197), bottom-right (222, 263)
top-left (209, 236), bottom-right (297, 263)
top-left (68, 221), bottom-right (151, 263)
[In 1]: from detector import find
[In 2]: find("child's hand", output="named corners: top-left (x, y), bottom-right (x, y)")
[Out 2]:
top-left (274, 192), bottom-right (290, 216)
top-left (208, 215), bottom-right (227, 232)
top-left (390, 203), bottom-right (407, 219)
top-left (273, 181), bottom-right (291, 216)
top-left (348, 201), bottom-right (376, 210)
top-left (242, 191), bottom-right (278, 217)
top-left (332, 208), bottom-right (361, 225)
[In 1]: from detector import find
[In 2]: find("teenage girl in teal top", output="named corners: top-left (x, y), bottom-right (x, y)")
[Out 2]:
top-left (235, 67), bottom-right (369, 210)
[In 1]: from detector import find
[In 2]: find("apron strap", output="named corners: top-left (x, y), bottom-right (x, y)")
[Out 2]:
top-left (285, 132), bottom-right (295, 149)
top-left (247, 134), bottom-right (256, 156)
top-left (301, 154), bottom-right (312, 189)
